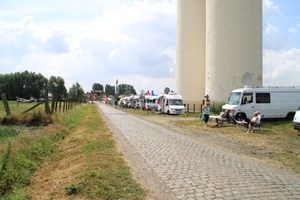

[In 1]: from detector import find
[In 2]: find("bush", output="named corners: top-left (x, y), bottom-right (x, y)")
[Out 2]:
top-left (210, 100), bottom-right (227, 114)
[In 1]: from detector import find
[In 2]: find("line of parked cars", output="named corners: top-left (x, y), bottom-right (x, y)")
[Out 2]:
top-left (16, 97), bottom-right (45, 103)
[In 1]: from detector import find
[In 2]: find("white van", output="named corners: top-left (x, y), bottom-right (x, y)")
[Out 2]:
top-left (139, 95), bottom-right (159, 110)
top-left (222, 87), bottom-right (300, 120)
top-left (159, 93), bottom-right (185, 115)
top-left (292, 106), bottom-right (300, 132)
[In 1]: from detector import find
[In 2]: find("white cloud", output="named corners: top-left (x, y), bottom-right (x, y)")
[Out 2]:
top-left (108, 49), bottom-right (119, 60)
top-left (264, 0), bottom-right (281, 14)
top-left (264, 24), bottom-right (277, 36)
top-left (263, 49), bottom-right (300, 86)
top-left (288, 28), bottom-right (297, 33)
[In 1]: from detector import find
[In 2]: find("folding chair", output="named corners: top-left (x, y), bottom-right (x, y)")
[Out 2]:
top-left (230, 114), bottom-right (247, 128)
top-left (253, 114), bottom-right (265, 133)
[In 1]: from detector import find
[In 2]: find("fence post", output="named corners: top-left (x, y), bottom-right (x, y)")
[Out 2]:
top-left (1, 93), bottom-right (11, 116)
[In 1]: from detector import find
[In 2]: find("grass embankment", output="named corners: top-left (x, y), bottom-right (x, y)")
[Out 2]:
top-left (0, 102), bottom-right (146, 199)
top-left (126, 109), bottom-right (300, 174)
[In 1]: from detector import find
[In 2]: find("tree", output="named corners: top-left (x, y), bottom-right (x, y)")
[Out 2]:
top-left (105, 84), bottom-right (115, 95)
top-left (92, 83), bottom-right (103, 91)
top-left (69, 82), bottom-right (85, 101)
top-left (48, 76), bottom-right (67, 100)
top-left (118, 84), bottom-right (137, 95)
top-left (0, 71), bottom-right (48, 100)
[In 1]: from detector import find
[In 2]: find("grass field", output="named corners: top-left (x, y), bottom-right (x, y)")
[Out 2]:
top-left (0, 100), bottom-right (43, 116)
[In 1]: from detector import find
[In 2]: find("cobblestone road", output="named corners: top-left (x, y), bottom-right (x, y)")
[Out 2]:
top-left (97, 103), bottom-right (300, 200)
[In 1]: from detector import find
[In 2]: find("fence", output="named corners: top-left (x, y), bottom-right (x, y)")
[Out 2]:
top-left (185, 103), bottom-right (203, 114)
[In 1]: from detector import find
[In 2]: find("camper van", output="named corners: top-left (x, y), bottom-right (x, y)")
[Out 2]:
top-left (159, 93), bottom-right (185, 115)
top-left (139, 95), bottom-right (159, 110)
top-left (222, 87), bottom-right (300, 120)
top-left (129, 95), bottom-right (140, 108)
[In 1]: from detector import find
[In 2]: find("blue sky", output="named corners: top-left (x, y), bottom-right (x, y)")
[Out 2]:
top-left (0, 0), bottom-right (299, 94)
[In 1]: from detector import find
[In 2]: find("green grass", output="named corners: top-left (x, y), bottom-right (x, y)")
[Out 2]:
top-left (0, 103), bottom-right (146, 199)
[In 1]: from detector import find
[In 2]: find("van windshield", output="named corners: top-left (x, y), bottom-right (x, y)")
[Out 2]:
top-left (169, 99), bottom-right (183, 105)
top-left (228, 92), bottom-right (242, 105)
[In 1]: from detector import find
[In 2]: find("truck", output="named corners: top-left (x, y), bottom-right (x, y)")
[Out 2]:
top-left (222, 87), bottom-right (300, 120)
top-left (159, 93), bottom-right (185, 115)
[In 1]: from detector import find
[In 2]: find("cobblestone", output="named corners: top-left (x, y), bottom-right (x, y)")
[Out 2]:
top-left (97, 103), bottom-right (300, 199)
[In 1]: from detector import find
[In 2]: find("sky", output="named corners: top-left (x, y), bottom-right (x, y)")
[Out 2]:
top-left (0, 0), bottom-right (299, 95)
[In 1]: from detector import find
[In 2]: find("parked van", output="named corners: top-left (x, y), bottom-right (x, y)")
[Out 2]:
top-left (129, 95), bottom-right (140, 108)
top-left (222, 87), bottom-right (300, 120)
top-left (139, 95), bottom-right (159, 110)
top-left (292, 106), bottom-right (300, 132)
top-left (159, 93), bottom-right (185, 115)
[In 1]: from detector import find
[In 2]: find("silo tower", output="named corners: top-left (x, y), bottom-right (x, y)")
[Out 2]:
top-left (205, 0), bottom-right (262, 102)
top-left (176, 0), bottom-right (206, 105)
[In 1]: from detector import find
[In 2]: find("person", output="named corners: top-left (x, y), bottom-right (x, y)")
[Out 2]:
top-left (248, 96), bottom-right (253, 103)
top-left (202, 102), bottom-right (210, 127)
top-left (215, 109), bottom-right (230, 126)
top-left (246, 111), bottom-right (261, 133)
top-left (256, 111), bottom-right (261, 121)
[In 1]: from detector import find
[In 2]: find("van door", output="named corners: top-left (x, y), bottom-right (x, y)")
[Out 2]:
top-left (255, 92), bottom-right (272, 118)
top-left (240, 93), bottom-right (255, 118)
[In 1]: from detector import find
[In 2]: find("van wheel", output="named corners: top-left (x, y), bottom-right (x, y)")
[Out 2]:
top-left (286, 113), bottom-right (295, 121)
top-left (236, 113), bottom-right (246, 121)
top-left (167, 110), bottom-right (170, 114)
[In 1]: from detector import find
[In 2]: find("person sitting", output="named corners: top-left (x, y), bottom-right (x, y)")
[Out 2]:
top-left (246, 111), bottom-right (261, 133)
top-left (248, 96), bottom-right (253, 103)
top-left (216, 110), bottom-right (230, 126)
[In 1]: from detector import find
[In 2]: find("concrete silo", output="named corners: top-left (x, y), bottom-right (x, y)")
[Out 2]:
top-left (176, 0), bottom-right (206, 105)
top-left (205, 0), bottom-right (262, 102)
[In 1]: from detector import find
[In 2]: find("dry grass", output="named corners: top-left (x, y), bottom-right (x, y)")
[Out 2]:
top-left (30, 103), bottom-right (147, 200)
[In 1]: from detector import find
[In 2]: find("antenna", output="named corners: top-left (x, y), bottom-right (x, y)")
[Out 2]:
top-left (242, 72), bottom-right (252, 87)
top-left (164, 87), bottom-right (170, 94)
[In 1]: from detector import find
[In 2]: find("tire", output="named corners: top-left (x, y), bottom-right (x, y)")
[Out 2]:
top-left (286, 113), bottom-right (295, 121)
top-left (236, 113), bottom-right (246, 121)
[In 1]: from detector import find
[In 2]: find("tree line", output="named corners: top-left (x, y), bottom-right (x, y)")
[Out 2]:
top-left (0, 71), bottom-right (137, 102)
top-left (0, 71), bottom-right (84, 101)
top-left (92, 83), bottom-right (137, 96)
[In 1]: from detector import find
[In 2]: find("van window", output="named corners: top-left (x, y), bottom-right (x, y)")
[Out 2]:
top-left (242, 93), bottom-right (253, 104)
top-left (171, 99), bottom-right (183, 105)
top-left (256, 93), bottom-right (270, 103)
top-left (228, 92), bottom-right (242, 105)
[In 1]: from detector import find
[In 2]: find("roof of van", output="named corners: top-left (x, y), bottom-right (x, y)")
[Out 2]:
top-left (232, 86), bottom-right (300, 93)
top-left (160, 94), bottom-right (182, 99)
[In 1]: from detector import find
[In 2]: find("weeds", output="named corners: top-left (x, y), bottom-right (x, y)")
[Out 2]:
top-left (65, 181), bottom-right (84, 195)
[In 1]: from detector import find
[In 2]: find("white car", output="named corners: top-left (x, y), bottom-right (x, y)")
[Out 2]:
top-left (17, 98), bottom-right (30, 103)
top-left (292, 106), bottom-right (300, 132)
